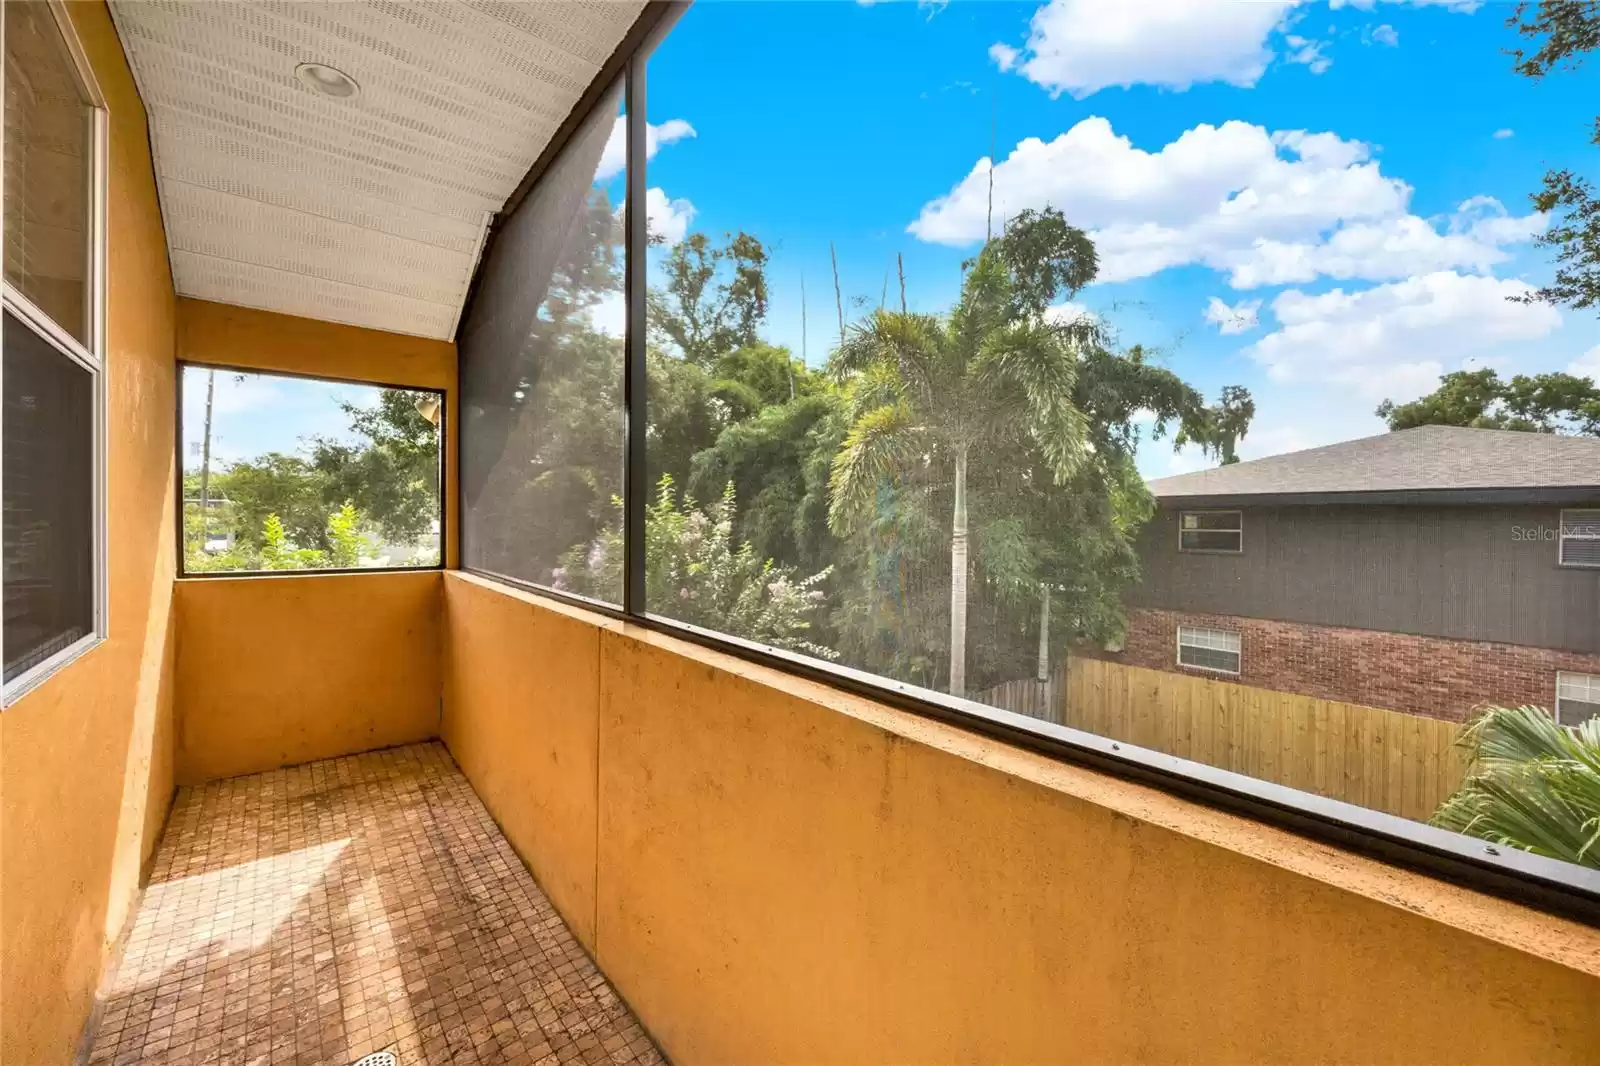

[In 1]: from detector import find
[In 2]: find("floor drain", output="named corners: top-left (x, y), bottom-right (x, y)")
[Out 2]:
top-left (351, 1054), bottom-right (397, 1066)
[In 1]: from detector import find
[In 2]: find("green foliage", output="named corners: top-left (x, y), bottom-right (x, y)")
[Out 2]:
top-left (824, 208), bottom-right (1252, 691)
top-left (311, 390), bottom-right (441, 543)
top-left (1376, 368), bottom-right (1600, 436)
top-left (183, 386), bottom-right (440, 573)
top-left (1506, 2), bottom-right (1600, 313)
top-left (259, 512), bottom-right (328, 571)
top-left (1431, 704), bottom-right (1600, 868)
top-left (558, 477), bottom-right (836, 658)
top-left (648, 231), bottom-right (771, 364)
top-left (325, 502), bottom-right (374, 568)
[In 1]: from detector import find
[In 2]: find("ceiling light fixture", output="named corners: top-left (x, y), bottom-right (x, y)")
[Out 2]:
top-left (295, 62), bottom-right (360, 100)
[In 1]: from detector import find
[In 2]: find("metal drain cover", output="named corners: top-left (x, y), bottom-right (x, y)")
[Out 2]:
top-left (351, 1054), bottom-right (397, 1066)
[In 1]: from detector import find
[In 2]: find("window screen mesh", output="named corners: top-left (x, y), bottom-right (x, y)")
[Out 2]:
top-left (458, 80), bottom-right (625, 601)
top-left (3, 310), bottom-right (93, 680)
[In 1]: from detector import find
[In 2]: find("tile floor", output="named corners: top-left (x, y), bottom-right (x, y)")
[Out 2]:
top-left (87, 743), bottom-right (664, 1066)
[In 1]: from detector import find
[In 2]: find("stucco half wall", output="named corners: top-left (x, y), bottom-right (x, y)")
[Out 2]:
top-left (442, 571), bottom-right (1600, 1065)
top-left (0, 3), bottom-right (179, 1063)
top-left (175, 572), bottom-right (443, 784)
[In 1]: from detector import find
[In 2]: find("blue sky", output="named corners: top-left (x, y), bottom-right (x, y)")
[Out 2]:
top-left (641, 0), bottom-right (1600, 477)
top-left (181, 366), bottom-right (376, 473)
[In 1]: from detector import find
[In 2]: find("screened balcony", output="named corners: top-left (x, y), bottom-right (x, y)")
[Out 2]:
top-left (3, 3), bottom-right (1598, 1066)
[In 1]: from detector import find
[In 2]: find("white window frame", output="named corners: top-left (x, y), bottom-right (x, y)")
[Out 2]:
top-left (1555, 672), bottom-right (1600, 729)
top-left (1, 0), bottom-right (109, 706)
top-left (1176, 625), bottom-right (1241, 676)
top-left (1178, 509), bottom-right (1243, 554)
top-left (1557, 508), bottom-right (1600, 569)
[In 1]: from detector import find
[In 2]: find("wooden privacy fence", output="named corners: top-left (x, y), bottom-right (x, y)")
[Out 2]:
top-left (977, 658), bottom-right (1470, 823)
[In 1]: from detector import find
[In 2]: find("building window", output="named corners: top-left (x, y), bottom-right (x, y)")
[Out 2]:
top-left (1179, 511), bottom-right (1243, 553)
top-left (1555, 672), bottom-right (1600, 729)
top-left (2, 1), bottom-right (105, 700)
top-left (1177, 626), bottom-right (1242, 675)
top-left (179, 366), bottom-right (444, 574)
top-left (1558, 509), bottom-right (1600, 568)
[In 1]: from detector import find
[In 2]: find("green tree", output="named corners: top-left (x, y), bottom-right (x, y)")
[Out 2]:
top-left (211, 454), bottom-right (329, 552)
top-left (325, 502), bottom-right (372, 568)
top-left (827, 209), bottom-right (1251, 695)
top-left (1376, 368), bottom-right (1600, 436)
top-left (828, 211), bottom-right (1099, 696)
top-left (312, 389), bottom-right (440, 544)
top-left (559, 477), bottom-right (835, 658)
top-left (259, 513), bottom-right (327, 571)
top-left (1432, 703), bottom-right (1600, 868)
top-left (648, 232), bottom-right (770, 365)
top-left (1507, 1), bottom-right (1600, 311)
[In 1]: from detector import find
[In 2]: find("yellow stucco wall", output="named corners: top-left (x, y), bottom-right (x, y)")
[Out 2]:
top-left (175, 573), bottom-right (442, 784)
top-left (0, 3), bottom-right (179, 1062)
top-left (175, 298), bottom-right (460, 568)
top-left (443, 572), bottom-right (1600, 1065)
top-left (441, 575), bottom-right (613, 950)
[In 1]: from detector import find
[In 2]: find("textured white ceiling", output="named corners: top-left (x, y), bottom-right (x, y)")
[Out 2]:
top-left (109, 0), bottom-right (645, 340)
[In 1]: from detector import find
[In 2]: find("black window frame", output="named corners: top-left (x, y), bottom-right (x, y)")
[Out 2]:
top-left (174, 361), bottom-right (447, 580)
top-left (453, 0), bottom-right (1600, 923)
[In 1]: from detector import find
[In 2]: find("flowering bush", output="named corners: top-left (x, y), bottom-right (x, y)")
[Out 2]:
top-left (559, 476), bottom-right (835, 659)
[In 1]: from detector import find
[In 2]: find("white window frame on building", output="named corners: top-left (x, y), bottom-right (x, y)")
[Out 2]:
top-left (2, 0), bottom-right (110, 705)
top-left (1176, 626), bottom-right (1242, 675)
top-left (1555, 672), bottom-right (1600, 729)
top-left (1178, 510), bottom-right (1243, 554)
top-left (1557, 509), bottom-right (1600, 569)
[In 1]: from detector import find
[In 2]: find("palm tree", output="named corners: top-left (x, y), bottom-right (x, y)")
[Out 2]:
top-left (826, 210), bottom-right (1098, 696)
top-left (1432, 704), bottom-right (1600, 868)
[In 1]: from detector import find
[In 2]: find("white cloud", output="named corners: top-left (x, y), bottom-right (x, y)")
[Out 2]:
top-left (1246, 271), bottom-right (1562, 401)
top-left (1571, 344), bottom-right (1600, 380)
top-left (586, 290), bottom-right (625, 339)
top-left (910, 117), bottom-right (1544, 288)
top-left (1044, 300), bottom-right (1094, 326)
top-left (1493, 127), bottom-right (1515, 139)
top-left (1204, 297), bottom-right (1261, 334)
top-left (1284, 34), bottom-right (1331, 74)
top-left (991, 1), bottom-right (1480, 98)
top-left (645, 187), bottom-right (695, 245)
top-left (597, 117), bottom-right (696, 181)
top-left (989, 0), bottom-right (1296, 98)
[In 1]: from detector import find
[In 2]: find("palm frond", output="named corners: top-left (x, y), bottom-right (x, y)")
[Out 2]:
top-left (827, 402), bottom-right (917, 534)
top-left (972, 320), bottom-right (1088, 482)
top-left (1431, 704), bottom-right (1600, 868)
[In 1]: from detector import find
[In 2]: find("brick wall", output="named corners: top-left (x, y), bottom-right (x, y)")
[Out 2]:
top-left (1091, 608), bottom-right (1600, 723)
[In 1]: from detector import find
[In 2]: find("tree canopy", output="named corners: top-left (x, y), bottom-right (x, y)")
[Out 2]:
top-left (1507, 1), bottom-right (1600, 312)
top-left (1377, 368), bottom-right (1600, 436)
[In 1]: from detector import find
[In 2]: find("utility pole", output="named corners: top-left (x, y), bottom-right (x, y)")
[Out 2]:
top-left (1036, 583), bottom-right (1051, 682)
top-left (801, 273), bottom-right (808, 366)
top-left (830, 241), bottom-right (845, 347)
top-left (197, 368), bottom-right (217, 546)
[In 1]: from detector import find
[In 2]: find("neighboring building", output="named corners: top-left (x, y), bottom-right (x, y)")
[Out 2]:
top-left (1102, 426), bottom-right (1600, 726)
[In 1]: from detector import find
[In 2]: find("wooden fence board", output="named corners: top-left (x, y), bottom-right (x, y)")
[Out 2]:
top-left (976, 658), bottom-right (1468, 824)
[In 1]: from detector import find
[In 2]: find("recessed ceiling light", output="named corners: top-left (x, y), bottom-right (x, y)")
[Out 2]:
top-left (295, 62), bottom-right (360, 100)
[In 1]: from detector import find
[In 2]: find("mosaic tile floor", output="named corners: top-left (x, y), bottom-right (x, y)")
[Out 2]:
top-left (87, 743), bottom-right (663, 1066)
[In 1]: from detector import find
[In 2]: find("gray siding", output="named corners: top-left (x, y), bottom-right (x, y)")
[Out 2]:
top-left (1129, 504), bottom-right (1600, 653)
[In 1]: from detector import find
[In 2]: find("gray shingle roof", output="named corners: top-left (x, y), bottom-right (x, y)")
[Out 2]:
top-left (1146, 425), bottom-right (1600, 500)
